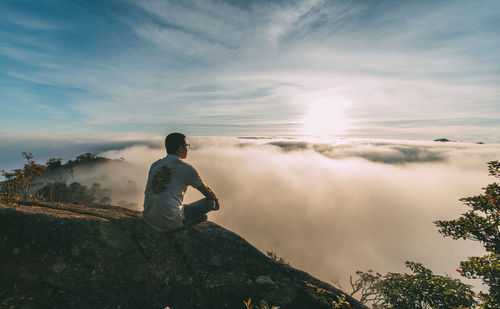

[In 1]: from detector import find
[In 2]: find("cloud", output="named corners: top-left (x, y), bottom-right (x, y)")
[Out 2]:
top-left (0, 133), bottom-right (161, 174)
top-left (267, 141), bottom-right (309, 152)
top-left (130, 0), bottom-right (253, 51)
top-left (41, 136), bottom-right (495, 292)
top-left (2, 11), bottom-right (62, 31)
top-left (318, 143), bottom-right (445, 164)
top-left (257, 138), bottom-right (500, 166)
top-left (2, 135), bottom-right (498, 291)
top-left (2, 0), bottom-right (499, 139)
top-left (184, 137), bottom-right (498, 292)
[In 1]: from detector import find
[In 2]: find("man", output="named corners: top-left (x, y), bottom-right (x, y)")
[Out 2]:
top-left (143, 133), bottom-right (219, 232)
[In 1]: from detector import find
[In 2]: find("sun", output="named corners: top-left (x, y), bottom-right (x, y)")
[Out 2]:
top-left (301, 98), bottom-right (350, 136)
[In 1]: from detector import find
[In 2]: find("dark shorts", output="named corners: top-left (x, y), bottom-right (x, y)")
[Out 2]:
top-left (183, 198), bottom-right (216, 223)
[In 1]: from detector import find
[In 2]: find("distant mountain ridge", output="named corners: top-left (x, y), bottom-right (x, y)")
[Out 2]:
top-left (434, 138), bottom-right (453, 142)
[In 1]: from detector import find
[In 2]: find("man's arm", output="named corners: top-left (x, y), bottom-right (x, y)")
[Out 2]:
top-left (195, 183), bottom-right (220, 210)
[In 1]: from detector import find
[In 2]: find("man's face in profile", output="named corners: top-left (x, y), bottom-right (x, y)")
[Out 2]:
top-left (178, 138), bottom-right (188, 159)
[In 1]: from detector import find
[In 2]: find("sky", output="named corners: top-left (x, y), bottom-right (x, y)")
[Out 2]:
top-left (1, 0), bottom-right (499, 142)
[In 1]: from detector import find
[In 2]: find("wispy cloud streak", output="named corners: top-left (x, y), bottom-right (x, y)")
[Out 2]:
top-left (0, 0), bottom-right (498, 139)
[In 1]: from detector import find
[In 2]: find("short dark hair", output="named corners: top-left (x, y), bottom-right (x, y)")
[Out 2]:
top-left (165, 133), bottom-right (186, 154)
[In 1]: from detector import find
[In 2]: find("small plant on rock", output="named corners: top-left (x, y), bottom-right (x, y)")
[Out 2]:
top-left (266, 251), bottom-right (289, 266)
top-left (243, 298), bottom-right (279, 309)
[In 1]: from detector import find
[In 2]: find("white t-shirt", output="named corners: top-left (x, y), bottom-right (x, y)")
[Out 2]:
top-left (142, 154), bottom-right (203, 231)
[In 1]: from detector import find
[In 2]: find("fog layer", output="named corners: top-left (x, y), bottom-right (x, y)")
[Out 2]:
top-left (93, 137), bottom-right (499, 290)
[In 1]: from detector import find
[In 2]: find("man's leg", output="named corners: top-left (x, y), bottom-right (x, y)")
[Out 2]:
top-left (183, 198), bottom-right (216, 226)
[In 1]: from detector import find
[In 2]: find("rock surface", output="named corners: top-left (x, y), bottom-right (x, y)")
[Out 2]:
top-left (0, 202), bottom-right (366, 309)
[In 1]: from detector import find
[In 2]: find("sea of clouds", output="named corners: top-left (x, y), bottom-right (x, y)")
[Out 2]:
top-left (95, 136), bottom-right (498, 292)
top-left (2, 135), bottom-right (498, 292)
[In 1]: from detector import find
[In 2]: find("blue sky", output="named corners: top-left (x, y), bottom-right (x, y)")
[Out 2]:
top-left (1, 0), bottom-right (499, 141)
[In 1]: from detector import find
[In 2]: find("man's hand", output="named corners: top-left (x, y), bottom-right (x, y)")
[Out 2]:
top-left (196, 183), bottom-right (220, 210)
top-left (213, 199), bottom-right (220, 210)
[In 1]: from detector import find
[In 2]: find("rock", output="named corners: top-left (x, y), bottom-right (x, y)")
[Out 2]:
top-left (71, 246), bottom-right (80, 256)
top-left (208, 254), bottom-right (223, 267)
top-left (0, 202), bottom-right (367, 309)
top-left (256, 275), bottom-right (274, 285)
top-left (52, 263), bottom-right (67, 274)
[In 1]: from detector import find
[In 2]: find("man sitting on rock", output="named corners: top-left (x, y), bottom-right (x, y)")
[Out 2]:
top-left (143, 133), bottom-right (220, 232)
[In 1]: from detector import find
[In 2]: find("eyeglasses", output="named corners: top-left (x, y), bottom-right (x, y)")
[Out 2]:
top-left (184, 144), bottom-right (191, 149)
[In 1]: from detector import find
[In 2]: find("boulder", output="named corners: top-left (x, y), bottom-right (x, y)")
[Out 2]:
top-left (0, 202), bottom-right (366, 309)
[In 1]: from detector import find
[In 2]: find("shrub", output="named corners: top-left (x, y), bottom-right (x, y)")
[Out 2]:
top-left (0, 152), bottom-right (47, 203)
top-left (381, 262), bottom-right (476, 308)
top-left (37, 181), bottom-right (112, 205)
top-left (435, 160), bottom-right (500, 307)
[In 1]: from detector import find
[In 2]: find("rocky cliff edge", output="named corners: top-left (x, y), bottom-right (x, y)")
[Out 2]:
top-left (0, 202), bottom-right (366, 309)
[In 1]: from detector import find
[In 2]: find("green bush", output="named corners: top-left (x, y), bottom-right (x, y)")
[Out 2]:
top-left (435, 160), bottom-right (500, 307)
top-left (381, 262), bottom-right (476, 308)
top-left (37, 181), bottom-right (112, 205)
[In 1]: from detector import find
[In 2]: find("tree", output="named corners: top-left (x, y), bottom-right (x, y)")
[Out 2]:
top-left (76, 152), bottom-right (97, 162)
top-left (435, 160), bottom-right (500, 307)
top-left (37, 181), bottom-right (67, 202)
top-left (381, 262), bottom-right (476, 308)
top-left (46, 158), bottom-right (62, 170)
top-left (343, 161), bottom-right (499, 308)
top-left (331, 270), bottom-right (385, 308)
top-left (349, 270), bottom-right (384, 308)
top-left (37, 181), bottom-right (113, 205)
top-left (342, 266), bottom-right (475, 309)
top-left (63, 152), bottom-right (108, 169)
top-left (1, 153), bottom-right (47, 203)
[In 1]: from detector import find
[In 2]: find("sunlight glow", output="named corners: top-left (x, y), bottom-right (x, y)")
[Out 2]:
top-left (301, 97), bottom-right (351, 136)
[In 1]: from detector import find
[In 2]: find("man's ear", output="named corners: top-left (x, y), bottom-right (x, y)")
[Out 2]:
top-left (176, 145), bottom-right (183, 155)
